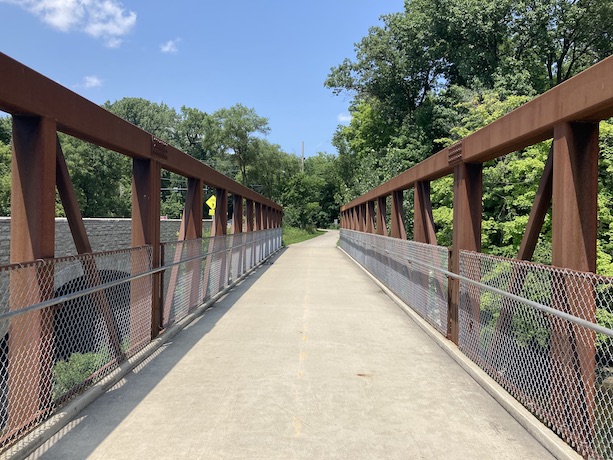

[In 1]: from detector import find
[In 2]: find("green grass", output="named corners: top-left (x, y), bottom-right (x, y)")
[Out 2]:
top-left (283, 226), bottom-right (325, 246)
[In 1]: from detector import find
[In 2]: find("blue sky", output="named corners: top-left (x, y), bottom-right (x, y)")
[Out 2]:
top-left (0, 0), bottom-right (404, 157)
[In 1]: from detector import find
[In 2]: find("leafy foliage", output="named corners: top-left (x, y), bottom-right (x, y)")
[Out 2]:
top-left (52, 351), bottom-right (108, 400)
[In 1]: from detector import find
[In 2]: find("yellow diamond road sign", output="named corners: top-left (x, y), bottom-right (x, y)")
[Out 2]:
top-left (206, 195), bottom-right (216, 210)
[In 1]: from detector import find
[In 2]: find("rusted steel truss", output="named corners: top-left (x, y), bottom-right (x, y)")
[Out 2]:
top-left (0, 52), bottom-right (282, 434)
top-left (340, 57), bottom-right (613, 456)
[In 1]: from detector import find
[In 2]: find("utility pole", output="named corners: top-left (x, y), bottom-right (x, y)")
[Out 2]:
top-left (301, 141), bottom-right (304, 173)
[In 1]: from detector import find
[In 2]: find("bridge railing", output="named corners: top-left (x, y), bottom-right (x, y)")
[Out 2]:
top-left (161, 229), bottom-right (281, 328)
top-left (339, 229), bottom-right (448, 334)
top-left (0, 246), bottom-right (153, 450)
top-left (340, 229), bottom-right (613, 458)
top-left (0, 227), bottom-right (282, 454)
top-left (340, 56), bottom-right (613, 459)
top-left (458, 249), bottom-right (613, 458)
top-left (0, 52), bottom-right (283, 454)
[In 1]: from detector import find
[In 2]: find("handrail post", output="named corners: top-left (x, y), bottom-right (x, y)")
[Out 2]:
top-left (132, 158), bottom-right (161, 339)
top-left (390, 190), bottom-right (406, 239)
top-left (8, 116), bottom-right (57, 432)
top-left (365, 201), bottom-right (375, 233)
top-left (414, 181), bottom-right (436, 245)
top-left (233, 195), bottom-right (245, 276)
top-left (550, 121), bottom-right (599, 450)
top-left (214, 188), bottom-right (229, 290)
top-left (449, 163), bottom-right (482, 344)
top-left (376, 197), bottom-right (387, 235)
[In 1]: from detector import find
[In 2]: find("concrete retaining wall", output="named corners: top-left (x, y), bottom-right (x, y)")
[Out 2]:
top-left (0, 217), bottom-right (213, 264)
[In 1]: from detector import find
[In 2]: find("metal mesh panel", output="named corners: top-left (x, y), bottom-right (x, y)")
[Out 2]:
top-left (459, 251), bottom-right (613, 459)
top-left (161, 229), bottom-right (282, 329)
top-left (0, 246), bottom-right (152, 450)
top-left (229, 233), bottom-right (245, 282)
top-left (339, 229), bottom-right (448, 334)
top-left (161, 239), bottom-right (205, 328)
top-left (0, 228), bottom-right (282, 453)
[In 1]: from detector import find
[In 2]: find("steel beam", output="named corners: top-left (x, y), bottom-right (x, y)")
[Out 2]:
top-left (132, 158), bottom-right (161, 339)
top-left (552, 122), bottom-right (598, 272)
top-left (8, 116), bottom-right (57, 433)
top-left (414, 181), bottom-right (437, 245)
top-left (246, 199), bottom-right (255, 232)
top-left (341, 56), bottom-right (613, 212)
top-left (57, 137), bottom-right (124, 361)
top-left (213, 189), bottom-right (228, 237)
top-left (0, 53), bottom-right (281, 212)
top-left (365, 201), bottom-right (375, 233)
top-left (549, 122), bottom-right (598, 450)
top-left (517, 148), bottom-right (553, 260)
top-left (449, 163), bottom-right (482, 344)
top-left (185, 178), bottom-right (203, 311)
top-left (232, 195), bottom-right (244, 234)
top-left (376, 197), bottom-right (387, 235)
top-left (255, 202), bottom-right (263, 231)
top-left (390, 191), bottom-right (406, 239)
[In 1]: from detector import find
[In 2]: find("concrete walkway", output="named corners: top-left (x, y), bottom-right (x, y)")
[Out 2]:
top-left (30, 230), bottom-right (554, 459)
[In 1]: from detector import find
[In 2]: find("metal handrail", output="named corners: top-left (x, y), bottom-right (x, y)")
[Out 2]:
top-left (341, 230), bottom-right (613, 338)
top-left (0, 229), bottom-right (282, 322)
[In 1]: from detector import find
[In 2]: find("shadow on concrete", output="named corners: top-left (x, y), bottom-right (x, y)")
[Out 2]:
top-left (28, 247), bottom-right (288, 460)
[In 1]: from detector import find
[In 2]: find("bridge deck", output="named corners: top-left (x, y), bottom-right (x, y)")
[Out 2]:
top-left (31, 230), bottom-right (553, 459)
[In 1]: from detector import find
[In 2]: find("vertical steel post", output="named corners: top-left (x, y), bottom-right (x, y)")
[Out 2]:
top-left (449, 163), bottom-right (482, 344)
top-left (245, 199), bottom-right (255, 269)
top-left (233, 195), bottom-right (244, 277)
top-left (132, 158), bottom-right (161, 339)
top-left (186, 178), bottom-right (203, 311)
top-left (390, 190), bottom-right (407, 239)
top-left (8, 116), bottom-right (56, 431)
top-left (213, 189), bottom-right (228, 237)
top-left (365, 201), bottom-right (375, 233)
top-left (246, 200), bottom-right (255, 232)
top-left (232, 195), bottom-right (244, 234)
top-left (255, 202), bottom-right (263, 231)
top-left (213, 188), bottom-right (229, 291)
top-left (163, 178), bottom-right (202, 325)
top-left (550, 121), bottom-right (598, 451)
top-left (376, 197), bottom-right (387, 235)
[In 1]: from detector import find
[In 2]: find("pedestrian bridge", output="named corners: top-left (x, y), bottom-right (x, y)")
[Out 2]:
top-left (19, 231), bottom-right (561, 459)
top-left (1, 53), bottom-right (613, 459)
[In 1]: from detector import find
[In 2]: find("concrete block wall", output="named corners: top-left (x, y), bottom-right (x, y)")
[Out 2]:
top-left (0, 217), bottom-right (213, 265)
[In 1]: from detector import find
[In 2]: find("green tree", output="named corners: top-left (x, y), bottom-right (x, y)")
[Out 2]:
top-left (282, 173), bottom-right (325, 230)
top-left (0, 137), bottom-right (11, 216)
top-left (103, 98), bottom-right (178, 142)
top-left (0, 116), bottom-right (11, 145)
top-left (327, 0), bottom-right (612, 206)
top-left (59, 134), bottom-right (132, 217)
top-left (246, 141), bottom-right (301, 203)
top-left (214, 104), bottom-right (270, 186)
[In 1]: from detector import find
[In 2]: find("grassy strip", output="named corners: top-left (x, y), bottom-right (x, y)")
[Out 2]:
top-left (283, 227), bottom-right (325, 246)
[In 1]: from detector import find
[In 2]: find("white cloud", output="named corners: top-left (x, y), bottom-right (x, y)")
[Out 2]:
top-left (0, 0), bottom-right (136, 47)
top-left (83, 75), bottom-right (102, 88)
top-left (337, 113), bottom-right (352, 124)
top-left (160, 38), bottom-right (179, 54)
top-left (73, 75), bottom-right (103, 89)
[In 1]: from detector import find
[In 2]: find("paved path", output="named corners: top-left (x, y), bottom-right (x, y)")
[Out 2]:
top-left (30, 230), bottom-right (553, 459)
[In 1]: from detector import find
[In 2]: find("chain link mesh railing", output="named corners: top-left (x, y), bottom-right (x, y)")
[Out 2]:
top-left (339, 229), bottom-right (448, 334)
top-left (459, 251), bottom-right (613, 459)
top-left (0, 228), bottom-right (281, 455)
top-left (340, 229), bottom-right (613, 459)
top-left (161, 228), bottom-right (282, 329)
top-left (0, 246), bottom-right (152, 451)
